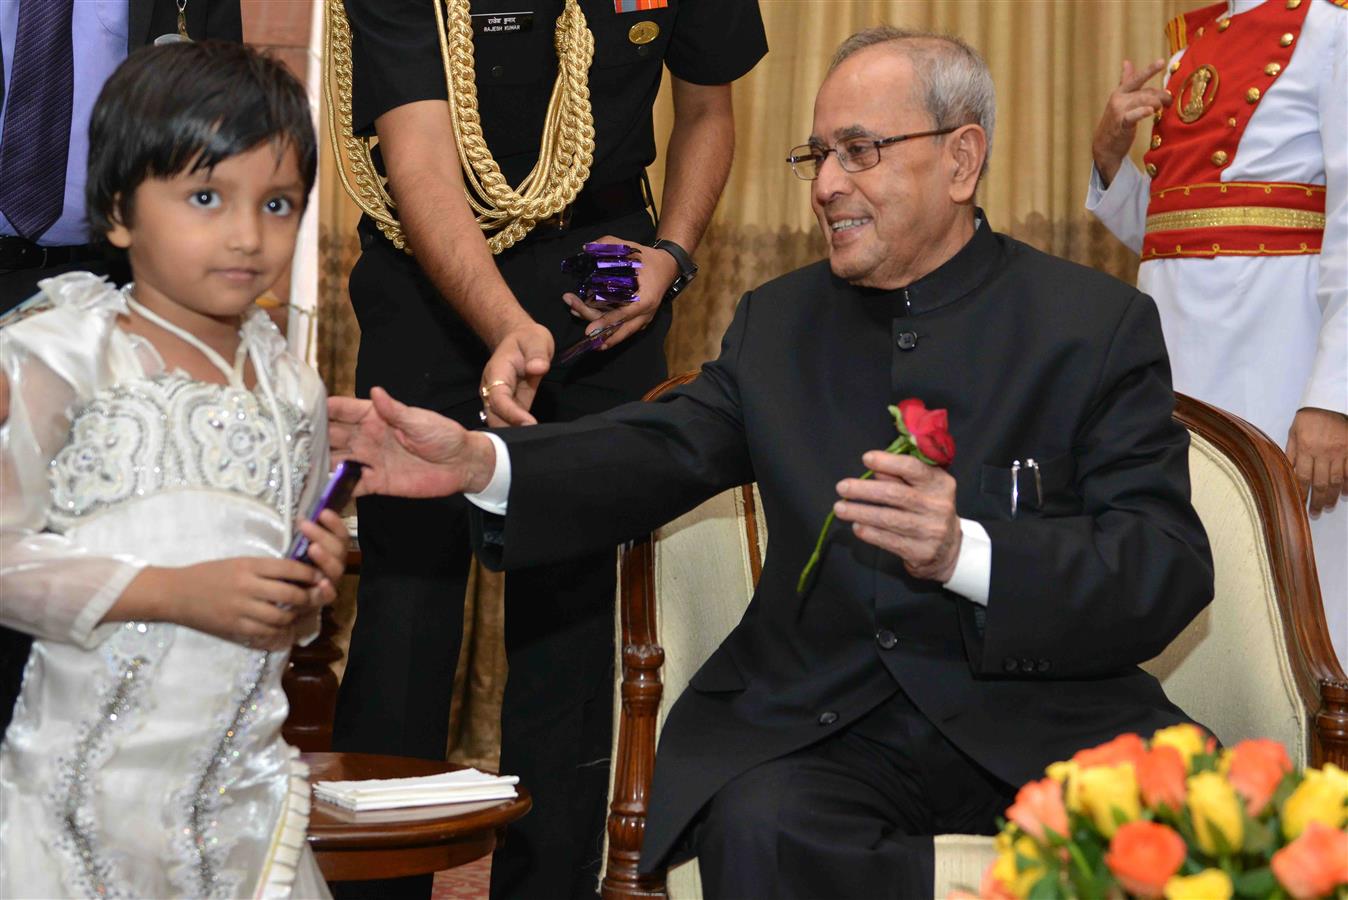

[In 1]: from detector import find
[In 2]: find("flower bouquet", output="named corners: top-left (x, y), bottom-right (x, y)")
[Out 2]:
top-left (958, 725), bottom-right (1348, 899)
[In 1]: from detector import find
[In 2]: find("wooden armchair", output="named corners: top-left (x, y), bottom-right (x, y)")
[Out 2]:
top-left (600, 378), bottom-right (1348, 899)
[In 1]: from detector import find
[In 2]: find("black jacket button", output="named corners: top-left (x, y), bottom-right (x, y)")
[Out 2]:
top-left (896, 331), bottom-right (918, 351)
top-left (875, 629), bottom-right (898, 650)
top-left (818, 710), bottom-right (839, 726)
top-left (1003, 657), bottom-right (1019, 672)
top-left (491, 65), bottom-right (505, 78)
top-left (1036, 659), bottom-right (1052, 673)
top-left (1020, 658), bottom-right (1035, 673)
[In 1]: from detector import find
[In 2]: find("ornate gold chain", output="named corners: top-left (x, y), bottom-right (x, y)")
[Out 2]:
top-left (324, 0), bottom-right (596, 254)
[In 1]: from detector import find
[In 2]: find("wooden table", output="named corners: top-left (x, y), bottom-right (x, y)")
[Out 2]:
top-left (303, 752), bottom-right (531, 882)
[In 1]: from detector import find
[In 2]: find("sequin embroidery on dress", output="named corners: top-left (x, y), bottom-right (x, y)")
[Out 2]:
top-left (48, 372), bottom-right (313, 529)
top-left (47, 621), bottom-right (173, 899)
top-left (168, 652), bottom-right (273, 897)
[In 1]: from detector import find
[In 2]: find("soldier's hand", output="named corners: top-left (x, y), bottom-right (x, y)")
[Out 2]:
top-left (1286, 407), bottom-right (1348, 517)
top-left (483, 322), bottom-right (554, 426)
top-left (1093, 58), bottom-right (1172, 187)
top-left (563, 235), bottom-right (678, 351)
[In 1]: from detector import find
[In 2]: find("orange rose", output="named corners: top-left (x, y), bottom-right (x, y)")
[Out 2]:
top-left (1073, 733), bottom-right (1148, 771)
top-left (1137, 744), bottom-right (1187, 813)
top-left (1007, 777), bottom-right (1070, 843)
top-left (1226, 738), bottom-right (1292, 816)
top-left (1104, 820), bottom-right (1187, 899)
top-left (1271, 821), bottom-right (1348, 900)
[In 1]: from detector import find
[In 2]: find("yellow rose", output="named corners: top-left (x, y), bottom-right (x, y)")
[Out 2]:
top-left (1152, 724), bottom-right (1208, 769)
top-left (1187, 771), bottom-right (1243, 855)
top-left (1077, 763), bottom-right (1140, 837)
top-left (1281, 766), bottom-right (1348, 840)
top-left (1047, 759), bottom-right (1083, 812)
top-left (1164, 869), bottom-right (1233, 900)
top-left (1320, 762), bottom-right (1348, 795)
top-left (993, 834), bottom-right (1048, 897)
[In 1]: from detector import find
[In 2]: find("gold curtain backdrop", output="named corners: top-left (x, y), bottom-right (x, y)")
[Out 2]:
top-left (316, 0), bottom-right (1190, 768)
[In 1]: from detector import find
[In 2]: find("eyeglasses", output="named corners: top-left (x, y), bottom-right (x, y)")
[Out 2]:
top-left (786, 127), bottom-right (958, 181)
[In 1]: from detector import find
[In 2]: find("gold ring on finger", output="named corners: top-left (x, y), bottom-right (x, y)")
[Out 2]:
top-left (479, 380), bottom-right (509, 400)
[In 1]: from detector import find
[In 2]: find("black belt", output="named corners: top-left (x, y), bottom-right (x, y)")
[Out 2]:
top-left (525, 174), bottom-right (652, 239)
top-left (0, 236), bottom-right (102, 270)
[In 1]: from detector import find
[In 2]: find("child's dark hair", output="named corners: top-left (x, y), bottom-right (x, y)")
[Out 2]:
top-left (86, 41), bottom-right (317, 239)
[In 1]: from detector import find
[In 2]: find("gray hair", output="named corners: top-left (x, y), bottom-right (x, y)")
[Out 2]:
top-left (830, 26), bottom-right (996, 178)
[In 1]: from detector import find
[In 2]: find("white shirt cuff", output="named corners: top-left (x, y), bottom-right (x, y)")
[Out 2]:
top-left (465, 431), bottom-right (512, 515)
top-left (943, 518), bottom-right (991, 606)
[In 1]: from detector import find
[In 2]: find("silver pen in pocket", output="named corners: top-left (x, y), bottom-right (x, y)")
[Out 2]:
top-left (1010, 459), bottom-right (1020, 518)
top-left (1026, 458), bottom-right (1042, 509)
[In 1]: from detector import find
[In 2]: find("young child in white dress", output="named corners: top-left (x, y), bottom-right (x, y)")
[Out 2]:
top-left (0, 42), bottom-right (347, 898)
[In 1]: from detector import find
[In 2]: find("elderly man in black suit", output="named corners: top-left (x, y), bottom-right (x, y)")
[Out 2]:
top-left (328, 25), bottom-right (1214, 899)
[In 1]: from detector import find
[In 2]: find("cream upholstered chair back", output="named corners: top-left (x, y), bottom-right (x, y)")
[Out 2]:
top-left (1143, 409), bottom-right (1313, 762)
top-left (600, 386), bottom-right (1348, 900)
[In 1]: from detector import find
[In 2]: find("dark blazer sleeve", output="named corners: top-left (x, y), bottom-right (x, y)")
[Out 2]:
top-left (471, 292), bottom-right (758, 571)
top-left (961, 292), bottom-right (1214, 679)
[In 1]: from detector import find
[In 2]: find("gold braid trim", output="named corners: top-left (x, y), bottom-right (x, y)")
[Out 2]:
top-left (1146, 206), bottom-right (1327, 233)
top-left (324, 0), bottom-right (596, 255)
top-left (324, 0), bottom-right (404, 249)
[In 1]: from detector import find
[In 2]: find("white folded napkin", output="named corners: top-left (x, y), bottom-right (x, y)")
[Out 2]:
top-left (313, 768), bottom-right (519, 812)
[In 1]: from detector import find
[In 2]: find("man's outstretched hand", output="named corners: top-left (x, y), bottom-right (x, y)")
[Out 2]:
top-left (328, 387), bottom-right (497, 498)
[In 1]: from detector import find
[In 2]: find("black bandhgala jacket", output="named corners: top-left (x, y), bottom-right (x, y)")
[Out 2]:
top-left (474, 216), bottom-right (1215, 871)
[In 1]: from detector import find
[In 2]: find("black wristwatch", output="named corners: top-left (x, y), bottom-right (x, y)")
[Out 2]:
top-left (651, 238), bottom-right (698, 301)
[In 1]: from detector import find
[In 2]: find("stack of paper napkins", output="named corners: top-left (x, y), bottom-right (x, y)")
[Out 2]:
top-left (313, 769), bottom-right (519, 812)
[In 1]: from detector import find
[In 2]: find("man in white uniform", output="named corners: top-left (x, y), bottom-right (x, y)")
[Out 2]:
top-left (1086, 0), bottom-right (1346, 662)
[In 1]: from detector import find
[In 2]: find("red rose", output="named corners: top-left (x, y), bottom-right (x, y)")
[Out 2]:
top-left (799, 399), bottom-right (956, 594)
top-left (896, 398), bottom-right (955, 466)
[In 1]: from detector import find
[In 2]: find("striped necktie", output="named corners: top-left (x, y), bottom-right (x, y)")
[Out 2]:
top-left (0, 0), bottom-right (75, 241)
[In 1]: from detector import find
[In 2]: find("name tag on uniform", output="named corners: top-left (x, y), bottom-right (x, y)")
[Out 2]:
top-left (614, 0), bottom-right (668, 11)
top-left (472, 11), bottom-right (535, 34)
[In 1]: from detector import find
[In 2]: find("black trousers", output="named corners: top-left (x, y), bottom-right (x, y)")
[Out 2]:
top-left (684, 689), bottom-right (1016, 900)
top-left (331, 209), bottom-right (668, 900)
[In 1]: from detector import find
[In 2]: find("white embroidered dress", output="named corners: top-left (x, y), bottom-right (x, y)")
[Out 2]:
top-left (0, 273), bottom-right (331, 899)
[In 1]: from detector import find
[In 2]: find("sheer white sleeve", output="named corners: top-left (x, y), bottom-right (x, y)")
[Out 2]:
top-left (0, 339), bottom-right (146, 648)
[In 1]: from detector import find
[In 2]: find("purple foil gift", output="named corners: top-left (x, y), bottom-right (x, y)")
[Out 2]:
top-left (561, 242), bottom-right (643, 311)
